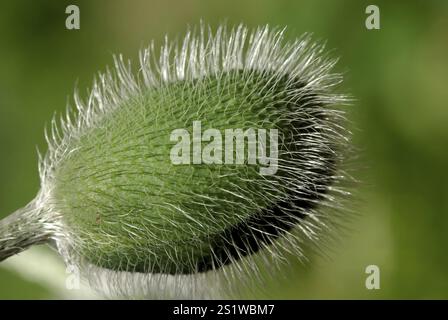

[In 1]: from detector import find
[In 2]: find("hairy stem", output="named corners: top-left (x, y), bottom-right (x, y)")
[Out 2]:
top-left (0, 203), bottom-right (50, 262)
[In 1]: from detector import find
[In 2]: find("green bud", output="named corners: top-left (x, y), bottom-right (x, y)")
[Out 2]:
top-left (0, 24), bottom-right (351, 298)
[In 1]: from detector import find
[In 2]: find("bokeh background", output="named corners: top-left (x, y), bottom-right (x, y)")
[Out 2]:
top-left (0, 0), bottom-right (447, 299)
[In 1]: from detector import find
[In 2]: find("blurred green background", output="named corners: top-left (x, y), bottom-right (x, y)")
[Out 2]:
top-left (0, 0), bottom-right (447, 299)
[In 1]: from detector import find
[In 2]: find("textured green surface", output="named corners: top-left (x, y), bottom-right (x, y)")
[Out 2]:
top-left (53, 72), bottom-right (312, 274)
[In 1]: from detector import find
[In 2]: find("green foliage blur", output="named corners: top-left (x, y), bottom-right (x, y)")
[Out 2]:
top-left (0, 0), bottom-right (447, 299)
